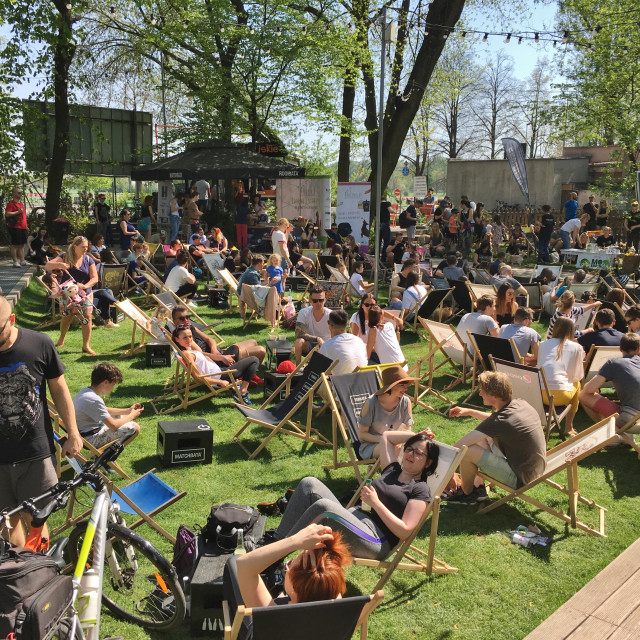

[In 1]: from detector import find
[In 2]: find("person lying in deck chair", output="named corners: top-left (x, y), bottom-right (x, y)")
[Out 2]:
top-left (257, 430), bottom-right (439, 560)
top-left (445, 371), bottom-right (546, 505)
top-left (172, 326), bottom-right (260, 405)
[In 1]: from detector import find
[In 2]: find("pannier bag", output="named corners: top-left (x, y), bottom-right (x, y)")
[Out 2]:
top-left (0, 546), bottom-right (73, 640)
top-left (202, 503), bottom-right (259, 552)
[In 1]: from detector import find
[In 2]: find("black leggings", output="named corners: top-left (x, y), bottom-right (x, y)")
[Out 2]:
top-left (219, 356), bottom-right (259, 382)
top-left (92, 288), bottom-right (117, 320)
top-left (176, 282), bottom-right (198, 299)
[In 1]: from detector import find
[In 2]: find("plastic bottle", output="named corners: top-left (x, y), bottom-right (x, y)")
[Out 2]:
top-left (360, 479), bottom-right (373, 512)
top-left (78, 567), bottom-right (100, 628)
top-left (235, 529), bottom-right (246, 555)
top-left (508, 532), bottom-right (531, 548)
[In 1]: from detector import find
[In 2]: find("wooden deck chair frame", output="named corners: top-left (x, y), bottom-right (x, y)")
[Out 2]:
top-left (617, 410), bottom-right (640, 458)
top-left (583, 345), bottom-right (622, 384)
top-left (202, 252), bottom-right (226, 285)
top-left (326, 264), bottom-right (362, 305)
top-left (152, 290), bottom-right (225, 344)
top-left (449, 279), bottom-right (474, 316)
top-left (317, 254), bottom-right (340, 279)
top-left (410, 318), bottom-right (472, 413)
top-left (114, 298), bottom-right (157, 357)
top-left (232, 349), bottom-right (337, 459)
top-left (321, 370), bottom-right (380, 483)
top-left (490, 357), bottom-right (571, 441)
top-left (149, 334), bottom-right (243, 415)
top-left (216, 268), bottom-right (241, 309)
top-left (569, 280), bottom-right (601, 300)
top-left (48, 398), bottom-right (130, 480)
top-left (363, 252), bottom-right (392, 283)
top-left (521, 282), bottom-right (544, 320)
top-left (469, 268), bottom-right (492, 285)
top-left (106, 470), bottom-right (186, 544)
top-left (466, 282), bottom-right (496, 306)
top-left (400, 289), bottom-right (430, 334)
top-left (463, 333), bottom-right (522, 406)
top-left (532, 264), bottom-right (562, 282)
top-left (100, 262), bottom-right (128, 300)
top-left (477, 417), bottom-right (618, 537)
top-left (600, 273), bottom-right (636, 307)
top-left (347, 442), bottom-right (467, 587)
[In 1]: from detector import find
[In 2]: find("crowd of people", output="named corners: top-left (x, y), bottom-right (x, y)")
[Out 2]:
top-left (3, 186), bottom-right (640, 629)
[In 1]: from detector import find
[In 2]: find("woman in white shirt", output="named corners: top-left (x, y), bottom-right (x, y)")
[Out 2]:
top-left (401, 271), bottom-right (428, 321)
top-left (350, 294), bottom-right (403, 345)
top-left (366, 305), bottom-right (407, 370)
top-left (538, 316), bottom-right (585, 438)
top-left (271, 217), bottom-right (292, 269)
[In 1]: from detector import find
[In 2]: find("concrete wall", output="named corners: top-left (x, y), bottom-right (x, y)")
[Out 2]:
top-left (446, 157), bottom-right (590, 210)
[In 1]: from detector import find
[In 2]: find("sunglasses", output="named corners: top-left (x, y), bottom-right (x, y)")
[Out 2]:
top-left (362, 302), bottom-right (374, 307)
top-left (176, 324), bottom-right (191, 330)
top-left (310, 298), bottom-right (325, 303)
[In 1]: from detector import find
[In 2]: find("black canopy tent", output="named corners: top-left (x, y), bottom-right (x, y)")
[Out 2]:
top-left (130, 139), bottom-right (305, 181)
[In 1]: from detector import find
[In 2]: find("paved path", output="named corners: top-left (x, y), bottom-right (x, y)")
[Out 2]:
top-left (0, 259), bottom-right (38, 308)
top-left (524, 536), bottom-right (640, 639)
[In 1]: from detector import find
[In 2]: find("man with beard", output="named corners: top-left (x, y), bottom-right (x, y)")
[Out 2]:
top-left (0, 296), bottom-right (82, 545)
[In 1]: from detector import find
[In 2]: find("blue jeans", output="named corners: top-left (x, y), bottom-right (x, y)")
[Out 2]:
top-left (559, 230), bottom-right (571, 262)
top-left (170, 215), bottom-right (180, 242)
top-left (538, 236), bottom-right (550, 262)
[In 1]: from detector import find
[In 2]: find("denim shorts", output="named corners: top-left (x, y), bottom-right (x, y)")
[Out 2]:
top-left (479, 445), bottom-right (518, 489)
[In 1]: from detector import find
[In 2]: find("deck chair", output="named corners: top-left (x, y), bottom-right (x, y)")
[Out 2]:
top-left (532, 264), bottom-right (562, 282)
top-left (407, 287), bottom-right (452, 334)
top-left (240, 283), bottom-right (280, 329)
top-left (223, 556), bottom-right (384, 640)
top-left (600, 273), bottom-right (636, 307)
top-left (410, 318), bottom-right (473, 413)
top-left (35, 275), bottom-right (62, 329)
top-left (114, 298), bottom-right (158, 357)
top-left (599, 300), bottom-right (628, 333)
top-left (491, 357), bottom-right (571, 441)
top-left (617, 410), bottom-right (640, 458)
top-left (109, 470), bottom-right (186, 544)
top-left (47, 398), bottom-right (129, 480)
top-left (326, 264), bottom-right (362, 305)
top-left (425, 274), bottom-right (450, 290)
top-left (152, 290), bottom-right (224, 344)
top-left (470, 268), bottom-right (492, 285)
top-left (521, 282), bottom-right (544, 320)
top-left (149, 334), bottom-right (244, 414)
top-left (363, 252), bottom-right (392, 283)
top-left (139, 256), bottom-right (163, 281)
top-left (232, 350), bottom-right (337, 459)
top-left (477, 417), bottom-right (618, 537)
top-left (100, 263), bottom-right (128, 299)
top-left (202, 252), bottom-right (226, 282)
top-left (322, 370), bottom-right (380, 482)
top-left (348, 441), bottom-right (467, 587)
top-left (450, 279), bottom-right (474, 315)
top-left (569, 280), bottom-right (600, 300)
top-left (315, 280), bottom-right (344, 309)
top-left (216, 268), bottom-right (241, 309)
top-left (317, 255), bottom-right (340, 279)
top-left (467, 282), bottom-right (496, 307)
top-left (583, 345), bottom-right (622, 383)
top-left (574, 304), bottom-right (595, 332)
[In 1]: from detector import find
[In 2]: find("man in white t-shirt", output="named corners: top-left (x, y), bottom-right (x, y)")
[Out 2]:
top-left (350, 261), bottom-right (374, 297)
top-left (294, 286), bottom-right (332, 364)
top-left (498, 307), bottom-right (540, 364)
top-left (319, 309), bottom-right (367, 375)
top-left (165, 251), bottom-right (198, 302)
top-left (457, 295), bottom-right (499, 355)
top-left (195, 179), bottom-right (211, 212)
top-left (73, 362), bottom-right (141, 449)
top-left (559, 214), bottom-right (589, 261)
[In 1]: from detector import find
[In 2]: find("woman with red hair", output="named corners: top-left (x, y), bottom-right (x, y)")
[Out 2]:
top-left (235, 523), bottom-right (351, 607)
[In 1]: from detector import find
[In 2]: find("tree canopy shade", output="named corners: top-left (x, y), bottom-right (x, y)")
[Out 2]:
top-left (129, 139), bottom-right (305, 181)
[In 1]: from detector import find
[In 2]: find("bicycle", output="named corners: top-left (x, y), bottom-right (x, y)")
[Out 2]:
top-left (0, 439), bottom-right (186, 639)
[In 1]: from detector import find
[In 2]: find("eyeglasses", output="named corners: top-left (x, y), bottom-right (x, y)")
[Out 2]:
top-left (176, 315), bottom-right (190, 321)
top-left (176, 324), bottom-right (191, 330)
top-left (363, 302), bottom-right (374, 307)
top-left (404, 447), bottom-right (426, 459)
top-left (310, 298), bottom-right (325, 303)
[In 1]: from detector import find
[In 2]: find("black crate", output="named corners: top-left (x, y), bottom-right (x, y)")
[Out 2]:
top-left (264, 371), bottom-right (304, 401)
top-left (145, 339), bottom-right (174, 367)
top-left (286, 276), bottom-right (309, 292)
top-left (157, 419), bottom-right (213, 466)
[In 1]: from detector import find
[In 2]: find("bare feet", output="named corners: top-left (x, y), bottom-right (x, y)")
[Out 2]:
top-left (82, 347), bottom-right (97, 356)
top-left (56, 341), bottom-right (64, 348)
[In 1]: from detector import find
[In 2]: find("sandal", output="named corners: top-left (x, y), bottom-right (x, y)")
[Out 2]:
top-left (561, 428), bottom-right (578, 440)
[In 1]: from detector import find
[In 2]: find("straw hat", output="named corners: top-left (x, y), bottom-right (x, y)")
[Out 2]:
top-left (375, 365), bottom-right (419, 396)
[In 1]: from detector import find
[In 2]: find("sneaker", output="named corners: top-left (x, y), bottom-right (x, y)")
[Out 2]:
top-left (12, 261), bottom-right (21, 268)
top-left (443, 488), bottom-right (477, 505)
top-left (187, 301), bottom-right (198, 309)
top-left (241, 392), bottom-right (252, 405)
top-left (20, 261), bottom-right (28, 267)
top-left (474, 485), bottom-right (489, 501)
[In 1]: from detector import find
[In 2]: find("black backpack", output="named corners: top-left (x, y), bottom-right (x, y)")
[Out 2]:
top-left (202, 503), bottom-right (260, 552)
top-left (0, 546), bottom-right (74, 640)
top-left (398, 210), bottom-right (409, 228)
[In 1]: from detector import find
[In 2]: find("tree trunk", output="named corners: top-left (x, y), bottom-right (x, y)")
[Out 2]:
top-left (338, 73), bottom-right (356, 182)
top-left (45, 6), bottom-right (75, 227)
top-left (365, 0), bottom-right (465, 192)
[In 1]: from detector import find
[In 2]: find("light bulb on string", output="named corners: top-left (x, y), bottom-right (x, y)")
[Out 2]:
top-left (150, 14), bottom-right (156, 25)
top-left (423, 26), bottom-right (429, 36)
top-left (504, 33), bottom-right (511, 43)
top-left (65, 2), bottom-right (71, 9)
top-left (592, 25), bottom-right (601, 36)
top-left (518, 36), bottom-right (522, 45)
top-left (562, 31), bottom-right (568, 43)
top-left (109, 6), bottom-right (115, 18)
top-left (276, 26), bottom-right (281, 36)
top-left (482, 33), bottom-right (488, 42)
top-left (301, 25), bottom-right (306, 34)
top-left (534, 33), bottom-right (539, 43)
top-left (553, 40), bottom-right (557, 48)
top-left (220, 25), bottom-right (225, 33)
top-left (249, 25), bottom-right (254, 34)
top-left (184, 19), bottom-right (190, 26)
top-left (349, 23), bottom-right (354, 33)
top-left (325, 24), bottom-right (330, 34)
top-left (460, 31), bottom-right (466, 38)
top-left (265, 47), bottom-right (270, 54)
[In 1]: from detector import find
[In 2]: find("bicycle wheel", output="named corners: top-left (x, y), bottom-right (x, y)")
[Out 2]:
top-left (48, 617), bottom-right (83, 639)
top-left (68, 521), bottom-right (185, 631)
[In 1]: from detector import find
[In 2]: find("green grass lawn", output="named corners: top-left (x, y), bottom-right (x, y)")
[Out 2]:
top-left (14, 279), bottom-right (640, 640)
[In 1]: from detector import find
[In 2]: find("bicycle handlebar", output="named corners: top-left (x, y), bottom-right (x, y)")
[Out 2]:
top-left (0, 437), bottom-right (127, 527)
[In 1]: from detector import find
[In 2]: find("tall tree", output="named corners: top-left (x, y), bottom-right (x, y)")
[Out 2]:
top-left (472, 50), bottom-right (517, 159)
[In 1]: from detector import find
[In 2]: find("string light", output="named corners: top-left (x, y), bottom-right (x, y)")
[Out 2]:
top-left (348, 23), bottom-right (354, 32)
top-left (482, 32), bottom-right (488, 42)
top-left (504, 33), bottom-right (511, 43)
top-left (518, 36), bottom-right (522, 44)
top-left (109, 6), bottom-right (115, 18)
top-left (220, 25), bottom-right (224, 32)
top-left (325, 24), bottom-right (330, 34)
top-left (592, 25), bottom-right (601, 35)
top-left (534, 32), bottom-right (539, 43)
top-left (562, 31), bottom-right (569, 43)
top-left (460, 31), bottom-right (466, 38)
top-left (276, 26), bottom-right (281, 36)
top-left (301, 25), bottom-right (306, 34)
top-left (249, 25), bottom-right (254, 34)
top-left (553, 40), bottom-right (557, 47)
top-left (150, 14), bottom-right (156, 25)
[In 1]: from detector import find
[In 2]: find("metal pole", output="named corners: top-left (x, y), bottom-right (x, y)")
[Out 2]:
top-left (160, 52), bottom-right (168, 157)
top-left (374, 7), bottom-right (386, 299)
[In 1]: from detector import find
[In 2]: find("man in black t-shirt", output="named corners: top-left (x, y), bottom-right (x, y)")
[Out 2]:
top-left (582, 195), bottom-right (599, 231)
top-left (625, 201), bottom-right (640, 251)
top-left (445, 371), bottom-right (546, 505)
top-left (0, 296), bottom-right (82, 545)
top-left (93, 194), bottom-right (112, 243)
top-left (379, 198), bottom-right (392, 253)
top-left (538, 204), bottom-right (555, 263)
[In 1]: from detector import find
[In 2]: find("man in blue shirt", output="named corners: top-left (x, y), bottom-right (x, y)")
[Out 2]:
top-left (236, 254), bottom-right (265, 295)
top-left (563, 192), bottom-right (578, 221)
top-left (577, 308), bottom-right (625, 351)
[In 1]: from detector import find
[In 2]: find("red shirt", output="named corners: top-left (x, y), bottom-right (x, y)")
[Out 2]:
top-left (6, 200), bottom-right (27, 229)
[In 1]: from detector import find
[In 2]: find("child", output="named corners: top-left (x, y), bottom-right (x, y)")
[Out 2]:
top-left (266, 253), bottom-right (285, 298)
top-left (350, 261), bottom-right (374, 296)
top-left (491, 214), bottom-right (505, 254)
top-left (548, 289), bottom-right (602, 338)
top-left (148, 306), bottom-right (171, 339)
top-left (127, 242), bottom-right (147, 287)
top-left (73, 362), bottom-right (142, 449)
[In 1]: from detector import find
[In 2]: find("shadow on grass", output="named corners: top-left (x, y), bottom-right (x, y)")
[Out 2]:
top-left (578, 448), bottom-right (640, 499)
